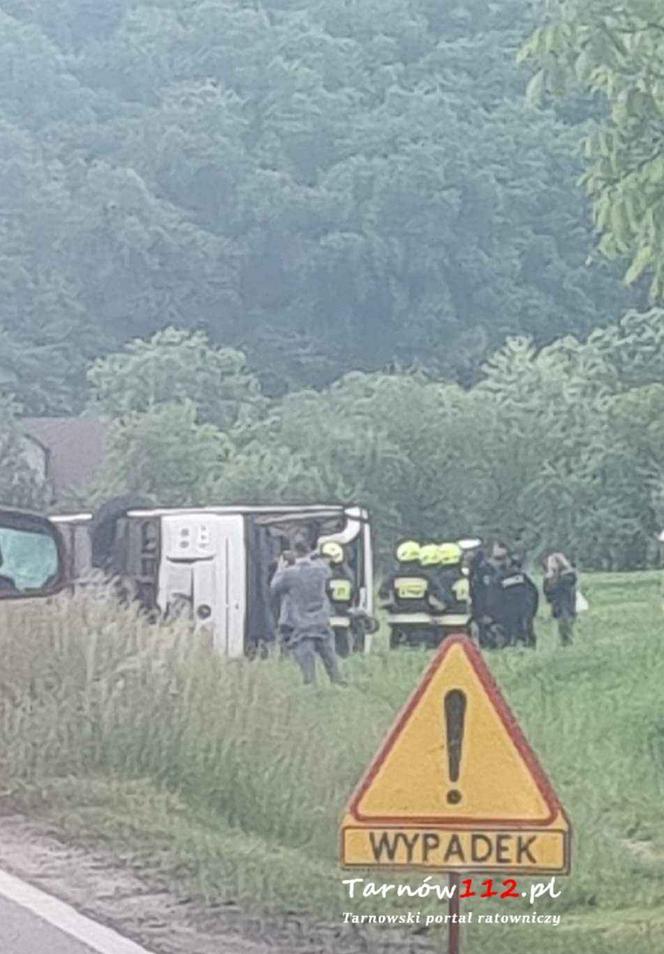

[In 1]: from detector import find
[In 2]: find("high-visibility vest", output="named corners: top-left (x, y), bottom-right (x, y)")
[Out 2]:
top-left (329, 577), bottom-right (353, 604)
top-left (393, 576), bottom-right (429, 600)
top-left (452, 576), bottom-right (470, 604)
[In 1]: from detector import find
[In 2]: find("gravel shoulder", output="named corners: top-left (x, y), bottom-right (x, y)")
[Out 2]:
top-left (0, 813), bottom-right (433, 954)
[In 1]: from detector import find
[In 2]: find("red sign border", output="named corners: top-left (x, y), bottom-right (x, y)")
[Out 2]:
top-left (348, 634), bottom-right (564, 827)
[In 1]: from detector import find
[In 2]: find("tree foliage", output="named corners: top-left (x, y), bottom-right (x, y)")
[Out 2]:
top-left (98, 400), bottom-right (230, 507)
top-left (89, 311), bottom-right (664, 569)
top-left (1, 0), bottom-right (660, 568)
top-left (87, 328), bottom-right (265, 429)
top-left (521, 0), bottom-right (664, 298)
top-left (0, 0), bottom-right (635, 410)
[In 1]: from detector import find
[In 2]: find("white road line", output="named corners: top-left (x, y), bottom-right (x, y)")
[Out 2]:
top-left (0, 868), bottom-right (157, 954)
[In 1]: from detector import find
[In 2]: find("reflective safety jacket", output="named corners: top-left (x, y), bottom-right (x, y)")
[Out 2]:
top-left (379, 561), bottom-right (446, 612)
top-left (327, 566), bottom-right (355, 614)
top-left (437, 566), bottom-right (470, 615)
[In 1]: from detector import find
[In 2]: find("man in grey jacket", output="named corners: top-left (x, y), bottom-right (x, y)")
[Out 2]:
top-left (270, 538), bottom-right (345, 685)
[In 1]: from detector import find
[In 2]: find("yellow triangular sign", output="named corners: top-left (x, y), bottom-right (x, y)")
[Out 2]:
top-left (349, 636), bottom-right (560, 826)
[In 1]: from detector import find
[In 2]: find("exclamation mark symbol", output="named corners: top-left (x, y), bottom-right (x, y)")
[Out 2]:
top-left (444, 689), bottom-right (467, 805)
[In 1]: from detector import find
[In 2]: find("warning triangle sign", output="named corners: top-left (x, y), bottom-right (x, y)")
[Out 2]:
top-left (349, 637), bottom-right (561, 826)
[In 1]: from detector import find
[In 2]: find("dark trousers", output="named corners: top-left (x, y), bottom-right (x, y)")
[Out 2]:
top-left (558, 618), bottom-right (574, 645)
top-left (291, 631), bottom-right (343, 685)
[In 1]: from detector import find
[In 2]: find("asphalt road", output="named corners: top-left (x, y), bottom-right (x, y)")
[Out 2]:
top-left (0, 891), bottom-right (102, 953)
top-left (0, 868), bottom-right (154, 954)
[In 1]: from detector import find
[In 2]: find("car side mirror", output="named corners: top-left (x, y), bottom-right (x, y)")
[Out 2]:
top-left (0, 508), bottom-right (65, 600)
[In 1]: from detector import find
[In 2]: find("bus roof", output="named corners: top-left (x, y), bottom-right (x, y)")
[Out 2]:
top-left (52, 504), bottom-right (368, 523)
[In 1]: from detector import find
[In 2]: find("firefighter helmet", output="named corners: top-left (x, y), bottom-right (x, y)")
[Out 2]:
top-left (319, 540), bottom-right (344, 565)
top-left (438, 542), bottom-right (463, 566)
top-left (419, 543), bottom-right (443, 567)
top-left (396, 540), bottom-right (421, 563)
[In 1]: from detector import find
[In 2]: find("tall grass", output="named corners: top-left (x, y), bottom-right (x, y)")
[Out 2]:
top-left (0, 573), bottom-right (663, 951)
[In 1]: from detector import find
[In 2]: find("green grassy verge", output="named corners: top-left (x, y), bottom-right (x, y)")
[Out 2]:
top-left (0, 573), bottom-right (662, 952)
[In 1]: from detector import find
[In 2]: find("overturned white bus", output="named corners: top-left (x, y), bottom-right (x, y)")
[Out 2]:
top-left (52, 503), bottom-right (374, 658)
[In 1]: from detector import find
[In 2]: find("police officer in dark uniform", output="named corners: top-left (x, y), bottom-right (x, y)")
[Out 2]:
top-left (465, 543), bottom-right (497, 647)
top-left (488, 543), bottom-right (538, 648)
top-left (510, 551), bottom-right (539, 647)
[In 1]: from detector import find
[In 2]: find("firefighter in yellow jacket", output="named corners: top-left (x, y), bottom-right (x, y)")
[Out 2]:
top-left (320, 540), bottom-right (354, 612)
top-left (380, 541), bottom-right (446, 612)
top-left (437, 542), bottom-right (470, 614)
top-left (320, 540), bottom-right (358, 656)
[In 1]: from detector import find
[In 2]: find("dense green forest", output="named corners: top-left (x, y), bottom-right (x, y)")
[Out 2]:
top-left (0, 0), bottom-right (638, 408)
top-left (1, 0), bottom-right (663, 566)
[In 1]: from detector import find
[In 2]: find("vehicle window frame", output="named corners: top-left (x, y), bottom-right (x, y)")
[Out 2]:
top-left (0, 508), bottom-right (66, 600)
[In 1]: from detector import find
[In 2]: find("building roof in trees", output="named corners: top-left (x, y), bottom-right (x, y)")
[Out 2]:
top-left (22, 418), bottom-right (109, 498)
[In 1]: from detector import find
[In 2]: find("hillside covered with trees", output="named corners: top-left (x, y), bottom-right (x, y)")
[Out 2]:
top-left (0, 0), bottom-right (638, 409)
top-left (1, 0), bottom-right (663, 567)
